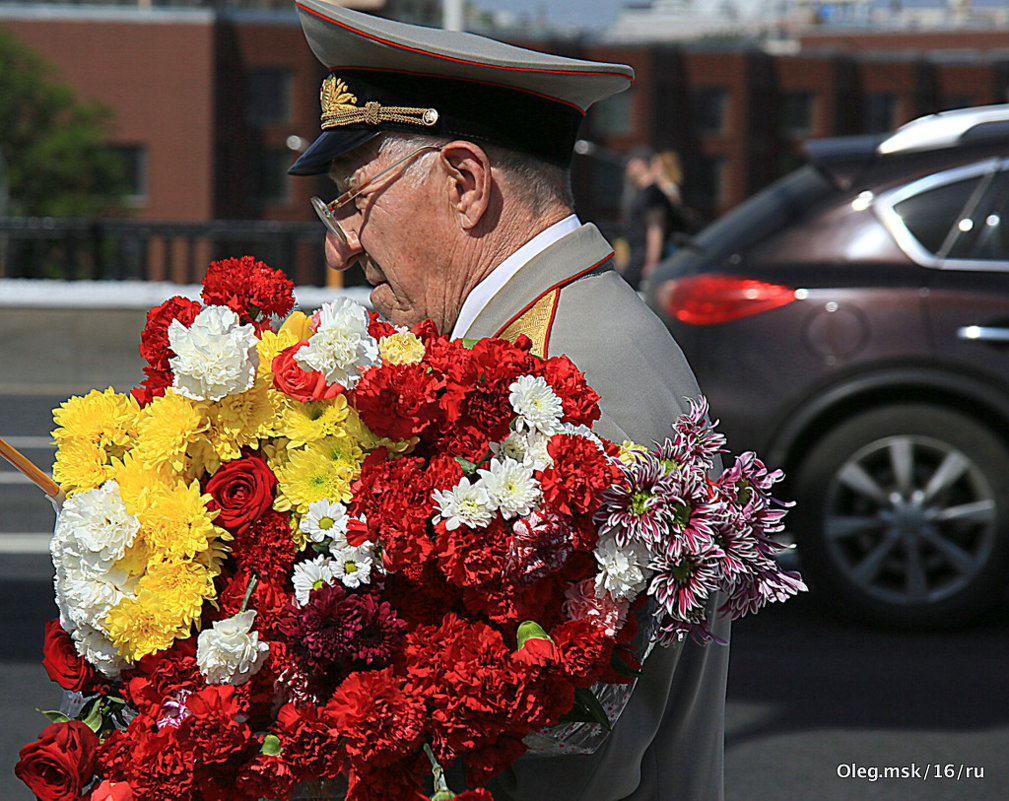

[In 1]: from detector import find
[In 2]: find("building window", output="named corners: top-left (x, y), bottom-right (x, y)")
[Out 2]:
top-left (780, 91), bottom-right (815, 138)
top-left (111, 144), bottom-right (148, 203)
top-left (692, 87), bottom-right (727, 136)
top-left (252, 147), bottom-right (291, 203)
top-left (247, 67), bottom-right (291, 125)
top-left (590, 89), bottom-right (633, 138)
top-left (693, 152), bottom-right (726, 211)
top-left (864, 93), bottom-right (897, 134)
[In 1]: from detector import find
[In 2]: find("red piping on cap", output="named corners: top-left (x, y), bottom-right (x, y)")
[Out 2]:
top-left (297, 3), bottom-right (635, 89)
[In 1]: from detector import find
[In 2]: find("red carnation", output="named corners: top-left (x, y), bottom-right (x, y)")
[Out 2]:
top-left (15, 721), bottom-right (99, 801)
top-left (42, 618), bottom-right (97, 693)
top-left (231, 508), bottom-right (297, 583)
top-left (134, 295), bottom-right (202, 404)
top-left (273, 703), bottom-right (344, 778)
top-left (325, 667), bottom-right (426, 769)
top-left (205, 452), bottom-right (277, 535)
top-left (201, 255), bottom-right (295, 327)
top-left (539, 434), bottom-right (620, 517)
top-left (353, 362), bottom-right (443, 441)
top-left (543, 355), bottom-right (602, 427)
top-left (551, 619), bottom-right (616, 687)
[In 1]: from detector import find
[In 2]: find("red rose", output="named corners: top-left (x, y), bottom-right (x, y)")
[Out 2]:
top-left (272, 341), bottom-right (344, 402)
top-left (42, 618), bottom-right (95, 692)
top-left (15, 721), bottom-right (99, 801)
top-left (205, 452), bottom-right (277, 534)
top-left (87, 779), bottom-right (135, 801)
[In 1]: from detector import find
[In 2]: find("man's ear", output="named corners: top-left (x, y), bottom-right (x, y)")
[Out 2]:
top-left (438, 141), bottom-right (492, 231)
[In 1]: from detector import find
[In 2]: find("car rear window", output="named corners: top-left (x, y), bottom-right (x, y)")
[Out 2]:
top-left (692, 165), bottom-right (837, 257)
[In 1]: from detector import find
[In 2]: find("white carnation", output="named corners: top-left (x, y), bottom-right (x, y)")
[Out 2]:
top-left (295, 296), bottom-right (379, 388)
top-left (593, 532), bottom-right (652, 601)
top-left (509, 375), bottom-right (564, 436)
top-left (300, 498), bottom-right (350, 544)
top-left (196, 610), bottom-right (269, 685)
top-left (292, 553), bottom-right (338, 606)
top-left (432, 477), bottom-right (494, 531)
top-left (168, 305), bottom-right (259, 401)
top-left (478, 457), bottom-right (540, 520)
top-left (52, 481), bottom-right (139, 575)
top-left (72, 621), bottom-right (129, 679)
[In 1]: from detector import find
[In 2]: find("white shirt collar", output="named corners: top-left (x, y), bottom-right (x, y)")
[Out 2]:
top-left (450, 214), bottom-right (581, 340)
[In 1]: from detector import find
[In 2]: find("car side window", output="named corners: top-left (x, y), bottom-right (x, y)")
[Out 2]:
top-left (892, 175), bottom-right (984, 256)
top-left (944, 170), bottom-right (1009, 263)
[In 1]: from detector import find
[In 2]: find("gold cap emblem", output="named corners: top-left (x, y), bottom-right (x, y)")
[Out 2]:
top-left (319, 74), bottom-right (439, 130)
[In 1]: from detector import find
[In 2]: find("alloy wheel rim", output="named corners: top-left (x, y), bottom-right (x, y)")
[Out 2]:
top-left (822, 433), bottom-right (998, 606)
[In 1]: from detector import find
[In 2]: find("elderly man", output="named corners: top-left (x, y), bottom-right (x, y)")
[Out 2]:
top-left (288, 3), bottom-right (729, 800)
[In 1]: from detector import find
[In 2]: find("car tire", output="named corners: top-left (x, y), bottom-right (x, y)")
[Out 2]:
top-left (791, 403), bottom-right (1009, 628)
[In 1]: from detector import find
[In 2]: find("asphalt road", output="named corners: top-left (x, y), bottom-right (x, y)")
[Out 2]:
top-left (3, 392), bottom-right (1007, 800)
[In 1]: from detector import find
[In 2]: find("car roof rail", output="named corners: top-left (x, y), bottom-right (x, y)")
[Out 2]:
top-left (877, 104), bottom-right (1009, 155)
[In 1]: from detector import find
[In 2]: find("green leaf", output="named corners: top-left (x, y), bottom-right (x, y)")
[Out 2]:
top-left (559, 688), bottom-right (611, 730)
top-left (81, 699), bottom-right (106, 733)
top-left (37, 709), bottom-right (71, 724)
top-left (455, 456), bottom-right (479, 475)
top-left (459, 338), bottom-right (480, 350)
top-left (609, 649), bottom-right (642, 679)
top-left (261, 734), bottom-right (283, 756)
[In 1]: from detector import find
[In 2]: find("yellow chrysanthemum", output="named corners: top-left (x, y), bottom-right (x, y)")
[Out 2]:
top-left (137, 479), bottom-right (223, 563)
top-left (136, 559), bottom-right (217, 631)
top-left (134, 390), bottom-right (208, 474)
top-left (52, 437), bottom-right (112, 495)
top-left (104, 590), bottom-right (180, 663)
top-left (379, 332), bottom-right (425, 365)
top-left (341, 406), bottom-right (415, 455)
top-left (276, 440), bottom-right (362, 512)
top-left (52, 388), bottom-right (142, 494)
top-left (618, 440), bottom-right (648, 464)
top-left (257, 327), bottom-right (303, 380)
top-left (110, 452), bottom-right (178, 517)
top-left (189, 379), bottom-right (274, 474)
top-left (52, 387), bottom-right (140, 452)
top-left (279, 394), bottom-right (351, 449)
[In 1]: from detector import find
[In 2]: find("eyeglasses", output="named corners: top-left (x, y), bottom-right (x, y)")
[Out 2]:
top-left (310, 144), bottom-right (442, 244)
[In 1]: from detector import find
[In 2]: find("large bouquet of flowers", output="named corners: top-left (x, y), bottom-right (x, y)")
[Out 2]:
top-left (13, 257), bottom-right (804, 801)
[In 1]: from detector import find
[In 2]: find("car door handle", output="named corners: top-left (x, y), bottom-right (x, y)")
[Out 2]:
top-left (957, 325), bottom-right (1009, 342)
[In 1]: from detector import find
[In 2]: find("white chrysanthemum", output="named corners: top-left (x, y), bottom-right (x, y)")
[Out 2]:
top-left (509, 375), bottom-right (564, 436)
top-left (168, 305), bottom-right (259, 401)
top-left (593, 532), bottom-right (652, 601)
top-left (292, 553), bottom-right (338, 606)
top-left (329, 542), bottom-right (377, 589)
top-left (491, 431), bottom-right (528, 463)
top-left (300, 498), bottom-right (350, 544)
top-left (196, 610), bottom-right (270, 685)
top-left (478, 457), bottom-right (540, 519)
top-left (71, 621), bottom-right (129, 679)
top-left (524, 430), bottom-right (555, 472)
top-left (295, 297), bottom-right (379, 388)
top-left (53, 481), bottom-right (140, 575)
top-left (432, 477), bottom-right (494, 531)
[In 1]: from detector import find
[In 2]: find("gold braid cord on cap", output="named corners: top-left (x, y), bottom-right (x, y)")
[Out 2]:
top-left (320, 75), bottom-right (439, 129)
top-left (497, 289), bottom-right (560, 359)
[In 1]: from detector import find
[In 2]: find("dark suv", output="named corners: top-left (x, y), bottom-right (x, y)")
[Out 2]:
top-left (648, 104), bottom-right (1009, 627)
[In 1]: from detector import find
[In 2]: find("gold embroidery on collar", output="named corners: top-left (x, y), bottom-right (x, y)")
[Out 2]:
top-left (497, 289), bottom-right (559, 359)
top-left (320, 74), bottom-right (439, 130)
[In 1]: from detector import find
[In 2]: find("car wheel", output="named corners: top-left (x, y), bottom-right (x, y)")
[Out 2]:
top-left (791, 403), bottom-right (1009, 627)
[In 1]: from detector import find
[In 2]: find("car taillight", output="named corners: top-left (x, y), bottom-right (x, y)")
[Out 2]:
top-left (663, 274), bottom-right (799, 325)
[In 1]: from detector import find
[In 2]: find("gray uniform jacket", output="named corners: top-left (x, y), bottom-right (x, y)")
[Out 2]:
top-left (462, 222), bottom-right (730, 801)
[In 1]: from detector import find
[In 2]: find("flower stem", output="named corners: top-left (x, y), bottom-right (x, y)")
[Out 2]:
top-left (240, 574), bottom-right (259, 613)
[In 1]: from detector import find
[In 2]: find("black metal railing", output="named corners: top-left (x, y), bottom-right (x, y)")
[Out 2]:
top-left (0, 217), bottom-right (337, 285)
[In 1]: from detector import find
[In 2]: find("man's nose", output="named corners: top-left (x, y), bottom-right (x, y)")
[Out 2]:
top-left (324, 227), bottom-right (363, 271)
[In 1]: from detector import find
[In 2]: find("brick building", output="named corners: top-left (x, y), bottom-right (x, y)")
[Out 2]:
top-left (2, 5), bottom-right (1008, 278)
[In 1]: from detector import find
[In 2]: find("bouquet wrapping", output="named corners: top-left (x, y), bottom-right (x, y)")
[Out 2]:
top-left (15, 257), bottom-right (804, 801)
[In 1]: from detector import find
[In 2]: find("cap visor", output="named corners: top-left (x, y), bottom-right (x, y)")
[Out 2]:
top-left (288, 129), bottom-right (381, 176)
